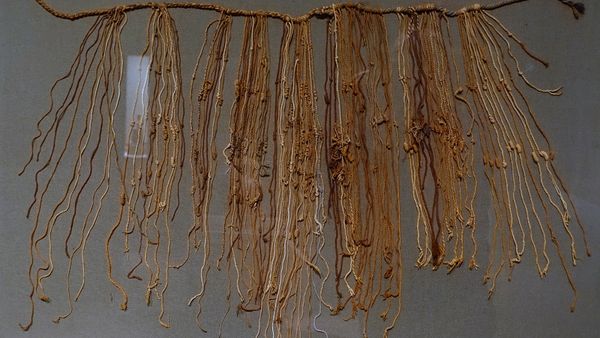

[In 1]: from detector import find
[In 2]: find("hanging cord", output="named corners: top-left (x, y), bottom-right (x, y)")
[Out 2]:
top-left (35, 0), bottom-right (585, 22)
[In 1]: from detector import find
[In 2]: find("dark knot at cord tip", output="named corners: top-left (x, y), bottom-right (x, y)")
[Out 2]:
top-left (573, 2), bottom-right (586, 15)
top-left (559, 0), bottom-right (585, 19)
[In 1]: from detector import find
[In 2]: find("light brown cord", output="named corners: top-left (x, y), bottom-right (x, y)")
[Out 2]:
top-left (324, 8), bottom-right (403, 336)
top-left (457, 8), bottom-right (584, 310)
top-left (399, 10), bottom-right (475, 272)
top-left (185, 13), bottom-right (232, 332)
top-left (19, 8), bottom-right (128, 331)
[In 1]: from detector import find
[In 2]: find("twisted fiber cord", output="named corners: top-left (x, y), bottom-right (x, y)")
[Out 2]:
top-left (457, 9), bottom-right (585, 310)
top-left (324, 7), bottom-right (403, 337)
top-left (255, 21), bottom-right (326, 337)
top-left (19, 5), bottom-right (188, 331)
top-left (399, 11), bottom-right (476, 272)
top-left (106, 6), bottom-right (186, 328)
top-left (19, 9), bottom-right (128, 331)
top-left (220, 14), bottom-right (271, 319)
top-left (35, 0), bottom-right (584, 22)
top-left (184, 14), bottom-right (232, 332)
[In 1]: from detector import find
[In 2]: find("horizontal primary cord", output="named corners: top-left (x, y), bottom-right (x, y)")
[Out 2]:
top-left (35, 0), bottom-right (584, 22)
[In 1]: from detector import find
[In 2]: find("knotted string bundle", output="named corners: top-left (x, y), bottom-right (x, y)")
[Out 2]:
top-left (19, 1), bottom-right (589, 337)
top-left (325, 8), bottom-right (403, 336)
top-left (399, 9), bottom-right (477, 272)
